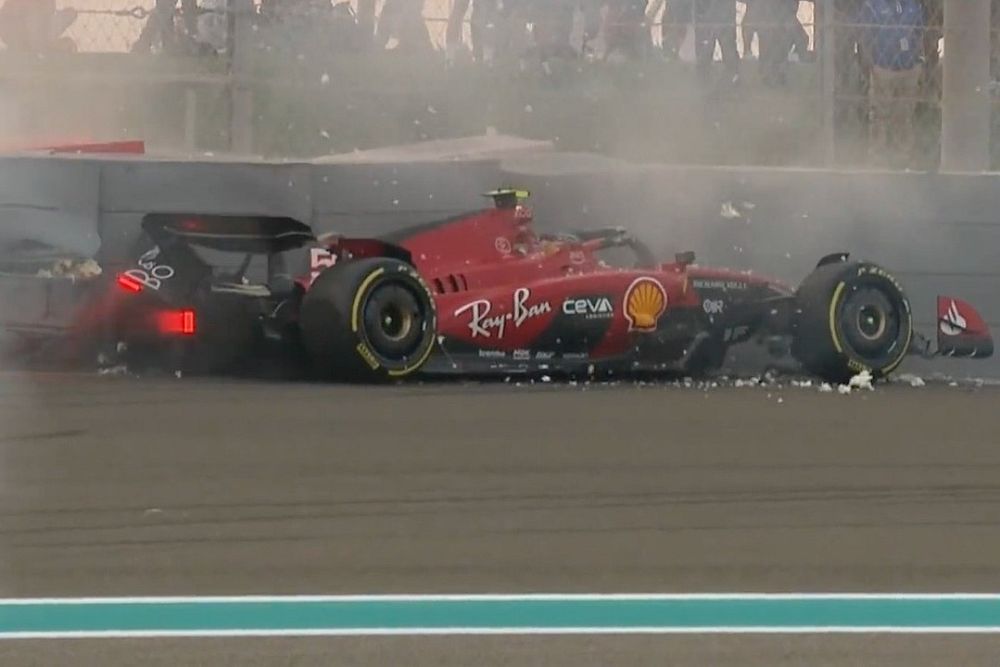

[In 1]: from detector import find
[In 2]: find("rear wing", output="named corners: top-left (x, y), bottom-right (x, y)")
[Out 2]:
top-left (142, 214), bottom-right (316, 254)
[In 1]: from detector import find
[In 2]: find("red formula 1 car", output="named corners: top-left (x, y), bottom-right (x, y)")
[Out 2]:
top-left (1, 190), bottom-right (993, 383)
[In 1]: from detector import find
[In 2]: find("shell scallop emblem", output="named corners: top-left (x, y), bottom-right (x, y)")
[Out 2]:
top-left (624, 277), bottom-right (668, 332)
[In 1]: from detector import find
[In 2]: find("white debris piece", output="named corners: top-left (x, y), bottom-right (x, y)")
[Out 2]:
top-left (818, 383), bottom-right (834, 393)
top-left (848, 370), bottom-right (874, 391)
top-left (896, 373), bottom-right (926, 388)
top-left (837, 384), bottom-right (852, 395)
top-left (541, 375), bottom-right (551, 383)
top-left (720, 202), bottom-right (742, 219)
top-left (37, 258), bottom-right (103, 280)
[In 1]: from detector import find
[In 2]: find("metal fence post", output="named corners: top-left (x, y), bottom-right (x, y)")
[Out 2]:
top-left (184, 87), bottom-right (198, 152)
top-left (229, 0), bottom-right (255, 155)
top-left (818, 0), bottom-right (837, 165)
top-left (941, 0), bottom-right (992, 172)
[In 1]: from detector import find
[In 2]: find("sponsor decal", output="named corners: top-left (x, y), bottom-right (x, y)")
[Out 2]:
top-left (624, 277), bottom-right (668, 332)
top-left (535, 351), bottom-right (556, 361)
top-left (692, 279), bottom-right (748, 291)
top-left (513, 349), bottom-right (531, 361)
top-left (857, 265), bottom-right (904, 291)
top-left (454, 288), bottom-right (552, 339)
top-left (562, 352), bottom-right (589, 361)
top-left (478, 349), bottom-right (506, 359)
top-left (124, 246), bottom-right (174, 290)
top-left (940, 300), bottom-right (967, 337)
top-left (562, 297), bottom-right (614, 319)
top-left (703, 299), bottom-right (725, 315)
top-left (495, 237), bottom-right (512, 255)
top-left (310, 248), bottom-right (337, 282)
top-left (355, 342), bottom-right (380, 370)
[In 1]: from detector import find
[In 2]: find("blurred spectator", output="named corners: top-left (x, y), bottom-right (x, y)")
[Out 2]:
top-left (751, 0), bottom-right (812, 85)
top-left (528, 0), bottom-right (578, 61)
top-left (259, 0), bottom-right (365, 56)
top-left (376, 0), bottom-right (433, 53)
top-left (858, 0), bottom-right (924, 165)
top-left (195, 0), bottom-right (228, 54)
top-left (328, 1), bottom-right (368, 52)
top-left (917, 0), bottom-right (941, 94)
top-left (445, 0), bottom-right (510, 62)
top-left (447, 0), bottom-right (481, 60)
top-left (133, 0), bottom-right (198, 54)
top-left (741, 0), bottom-right (761, 58)
top-left (658, 0), bottom-right (693, 60)
top-left (0, 0), bottom-right (77, 53)
top-left (695, 0), bottom-right (740, 82)
top-left (604, 0), bottom-right (651, 60)
top-left (447, 0), bottom-right (530, 64)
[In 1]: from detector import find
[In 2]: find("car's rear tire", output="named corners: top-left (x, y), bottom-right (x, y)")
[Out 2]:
top-left (792, 260), bottom-right (912, 384)
top-left (299, 257), bottom-right (437, 382)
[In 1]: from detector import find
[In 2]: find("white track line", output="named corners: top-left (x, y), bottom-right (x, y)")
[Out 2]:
top-left (3, 593), bottom-right (1000, 605)
top-left (6, 627), bottom-right (1000, 639)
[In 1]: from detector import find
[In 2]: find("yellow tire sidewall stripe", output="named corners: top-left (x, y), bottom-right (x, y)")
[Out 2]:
top-left (827, 277), bottom-right (914, 376)
top-left (350, 265), bottom-right (437, 377)
top-left (351, 268), bottom-right (386, 334)
top-left (828, 281), bottom-right (847, 355)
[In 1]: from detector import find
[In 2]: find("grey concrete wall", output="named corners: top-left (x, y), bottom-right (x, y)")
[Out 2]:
top-left (0, 157), bottom-right (100, 256)
top-left (2, 152), bottom-right (998, 378)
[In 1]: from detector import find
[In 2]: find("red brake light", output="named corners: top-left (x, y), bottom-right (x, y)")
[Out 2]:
top-left (117, 273), bottom-right (143, 293)
top-left (156, 309), bottom-right (197, 336)
top-left (182, 310), bottom-right (196, 335)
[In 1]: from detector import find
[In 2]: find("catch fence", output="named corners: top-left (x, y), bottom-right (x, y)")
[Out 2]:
top-left (0, 1), bottom-right (995, 169)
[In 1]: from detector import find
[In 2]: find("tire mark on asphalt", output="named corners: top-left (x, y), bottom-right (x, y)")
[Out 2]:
top-left (3, 483), bottom-right (1000, 541)
top-left (11, 517), bottom-right (1000, 551)
top-left (0, 429), bottom-right (86, 443)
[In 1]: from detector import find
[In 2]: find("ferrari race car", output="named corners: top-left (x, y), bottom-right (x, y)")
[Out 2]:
top-left (0, 190), bottom-right (993, 383)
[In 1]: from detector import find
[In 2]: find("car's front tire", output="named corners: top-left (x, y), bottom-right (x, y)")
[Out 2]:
top-left (792, 260), bottom-right (913, 384)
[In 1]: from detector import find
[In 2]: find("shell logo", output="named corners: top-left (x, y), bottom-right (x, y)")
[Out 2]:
top-left (624, 277), bottom-right (668, 332)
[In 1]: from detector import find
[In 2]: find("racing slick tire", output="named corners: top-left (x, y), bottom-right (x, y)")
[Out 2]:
top-left (791, 260), bottom-right (913, 384)
top-left (299, 257), bottom-right (437, 382)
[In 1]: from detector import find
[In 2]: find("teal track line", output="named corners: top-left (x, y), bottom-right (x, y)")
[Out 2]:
top-left (2, 595), bottom-right (1000, 638)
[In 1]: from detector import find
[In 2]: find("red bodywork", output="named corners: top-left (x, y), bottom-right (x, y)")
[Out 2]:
top-left (366, 203), bottom-right (792, 369)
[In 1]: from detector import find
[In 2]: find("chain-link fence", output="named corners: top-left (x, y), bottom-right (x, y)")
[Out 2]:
top-left (0, 1), bottom-right (996, 169)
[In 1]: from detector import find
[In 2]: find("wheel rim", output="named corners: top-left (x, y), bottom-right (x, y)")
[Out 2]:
top-left (378, 302), bottom-right (414, 342)
top-left (361, 281), bottom-right (426, 360)
top-left (856, 304), bottom-right (887, 342)
top-left (840, 286), bottom-right (902, 357)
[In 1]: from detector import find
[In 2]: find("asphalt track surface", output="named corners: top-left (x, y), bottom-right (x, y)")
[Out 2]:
top-left (1, 371), bottom-right (1000, 665)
